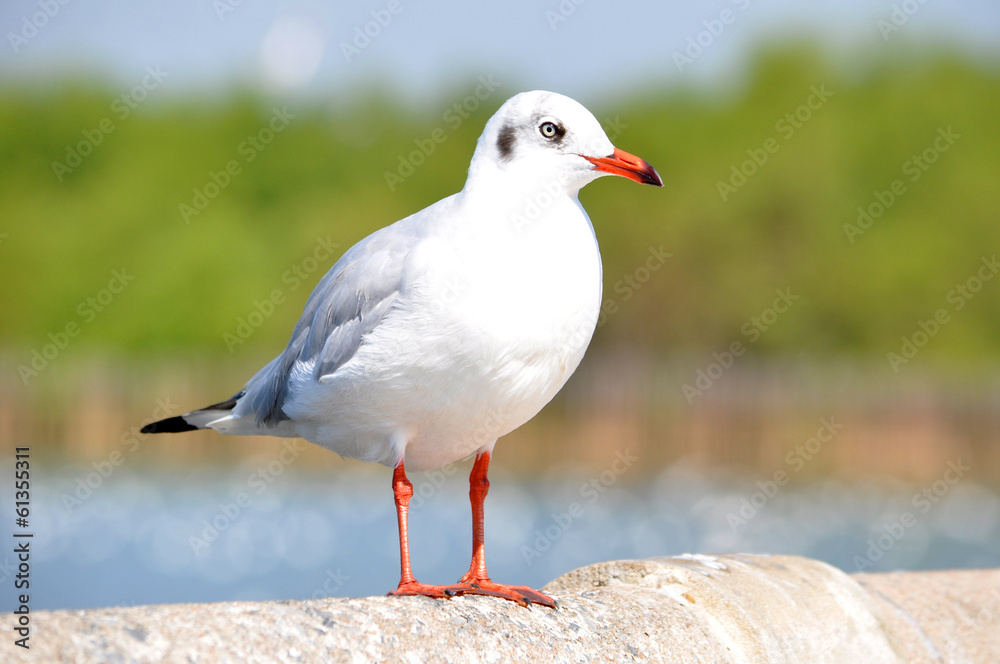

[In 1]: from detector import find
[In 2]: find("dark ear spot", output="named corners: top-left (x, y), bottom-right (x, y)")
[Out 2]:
top-left (496, 124), bottom-right (516, 162)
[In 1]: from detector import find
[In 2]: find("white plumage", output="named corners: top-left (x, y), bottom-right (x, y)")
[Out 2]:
top-left (158, 90), bottom-right (661, 471)
top-left (143, 90), bottom-right (662, 607)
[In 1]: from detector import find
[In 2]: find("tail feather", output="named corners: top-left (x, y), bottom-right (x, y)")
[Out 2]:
top-left (141, 391), bottom-right (245, 434)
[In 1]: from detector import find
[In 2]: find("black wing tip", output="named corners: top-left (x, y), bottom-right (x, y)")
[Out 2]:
top-left (141, 390), bottom-right (245, 435)
top-left (141, 416), bottom-right (200, 434)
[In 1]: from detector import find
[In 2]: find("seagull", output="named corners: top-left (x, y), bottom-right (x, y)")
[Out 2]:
top-left (142, 90), bottom-right (662, 607)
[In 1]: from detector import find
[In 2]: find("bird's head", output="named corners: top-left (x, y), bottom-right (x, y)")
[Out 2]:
top-left (466, 90), bottom-right (663, 196)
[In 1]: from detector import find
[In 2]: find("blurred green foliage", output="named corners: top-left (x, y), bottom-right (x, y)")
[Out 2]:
top-left (2, 46), bottom-right (999, 368)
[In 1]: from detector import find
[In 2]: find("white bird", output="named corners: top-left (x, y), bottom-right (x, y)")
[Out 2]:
top-left (143, 90), bottom-right (662, 607)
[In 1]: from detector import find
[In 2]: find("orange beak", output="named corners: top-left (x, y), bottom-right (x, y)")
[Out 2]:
top-left (583, 147), bottom-right (663, 187)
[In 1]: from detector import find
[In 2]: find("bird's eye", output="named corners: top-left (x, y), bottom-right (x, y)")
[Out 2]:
top-left (539, 122), bottom-right (560, 139)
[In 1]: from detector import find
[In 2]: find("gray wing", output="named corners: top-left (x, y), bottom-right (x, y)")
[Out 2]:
top-left (239, 223), bottom-right (419, 427)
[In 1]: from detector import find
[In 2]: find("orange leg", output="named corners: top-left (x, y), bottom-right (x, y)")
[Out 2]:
top-left (387, 461), bottom-right (459, 599)
top-left (387, 454), bottom-right (554, 608)
top-left (459, 451), bottom-right (491, 583)
top-left (456, 452), bottom-right (555, 608)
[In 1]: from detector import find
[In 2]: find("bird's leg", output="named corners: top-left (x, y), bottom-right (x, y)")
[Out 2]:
top-left (455, 452), bottom-right (556, 608)
top-left (385, 455), bottom-right (554, 607)
top-left (387, 460), bottom-right (459, 599)
top-left (459, 451), bottom-right (491, 584)
top-left (391, 461), bottom-right (418, 588)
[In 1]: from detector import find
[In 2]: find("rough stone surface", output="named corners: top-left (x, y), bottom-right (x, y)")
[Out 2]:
top-left (3, 554), bottom-right (999, 663)
top-left (855, 568), bottom-right (1000, 664)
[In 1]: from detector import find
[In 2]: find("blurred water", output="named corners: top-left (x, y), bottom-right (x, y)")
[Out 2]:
top-left (3, 461), bottom-right (999, 611)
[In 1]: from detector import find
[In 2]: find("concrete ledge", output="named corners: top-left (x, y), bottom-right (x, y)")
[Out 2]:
top-left (3, 554), bottom-right (999, 663)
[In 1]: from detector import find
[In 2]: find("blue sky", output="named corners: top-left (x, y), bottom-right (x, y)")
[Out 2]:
top-left (2, 0), bottom-right (998, 104)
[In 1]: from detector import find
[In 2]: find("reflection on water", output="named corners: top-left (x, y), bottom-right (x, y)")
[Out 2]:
top-left (3, 461), bottom-right (999, 611)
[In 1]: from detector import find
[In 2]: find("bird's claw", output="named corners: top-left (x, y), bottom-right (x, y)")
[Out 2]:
top-left (389, 580), bottom-right (555, 608)
top-left (452, 579), bottom-right (556, 608)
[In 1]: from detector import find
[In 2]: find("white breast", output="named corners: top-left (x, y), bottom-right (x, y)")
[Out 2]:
top-left (290, 196), bottom-right (603, 471)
